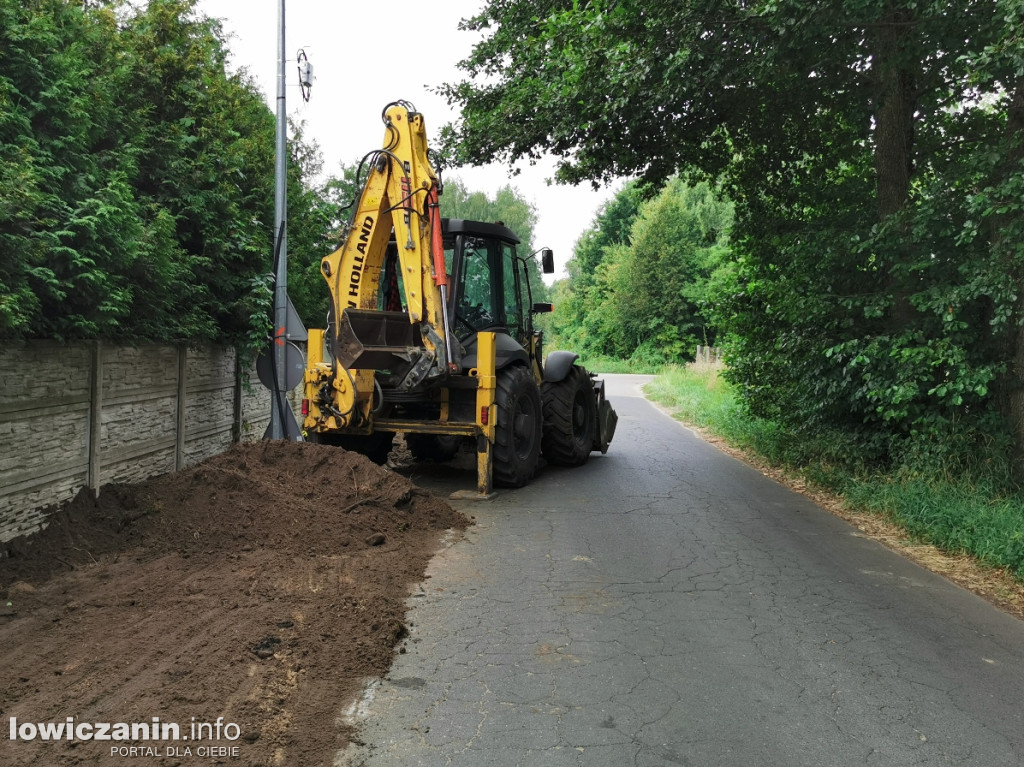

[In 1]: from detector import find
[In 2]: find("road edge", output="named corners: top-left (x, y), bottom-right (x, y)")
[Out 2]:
top-left (642, 392), bottom-right (1024, 623)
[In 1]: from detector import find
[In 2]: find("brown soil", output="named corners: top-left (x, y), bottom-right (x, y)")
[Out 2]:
top-left (0, 441), bottom-right (469, 766)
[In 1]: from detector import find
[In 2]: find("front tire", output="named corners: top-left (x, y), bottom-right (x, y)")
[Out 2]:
top-left (541, 365), bottom-right (597, 466)
top-left (493, 365), bottom-right (543, 488)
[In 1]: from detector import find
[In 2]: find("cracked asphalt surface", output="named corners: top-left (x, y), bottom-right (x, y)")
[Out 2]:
top-left (339, 374), bottom-right (1024, 767)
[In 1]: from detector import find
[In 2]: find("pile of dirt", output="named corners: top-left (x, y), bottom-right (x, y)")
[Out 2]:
top-left (0, 441), bottom-right (469, 766)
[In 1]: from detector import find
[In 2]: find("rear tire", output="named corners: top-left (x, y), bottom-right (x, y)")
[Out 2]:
top-left (493, 365), bottom-right (543, 488)
top-left (541, 365), bottom-right (597, 466)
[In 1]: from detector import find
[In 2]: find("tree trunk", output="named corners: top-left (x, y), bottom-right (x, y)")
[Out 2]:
top-left (994, 80), bottom-right (1024, 480)
top-left (872, 5), bottom-right (918, 329)
top-left (1008, 303), bottom-right (1024, 481)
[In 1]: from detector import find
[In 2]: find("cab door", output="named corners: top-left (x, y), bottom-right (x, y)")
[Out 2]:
top-left (454, 235), bottom-right (506, 335)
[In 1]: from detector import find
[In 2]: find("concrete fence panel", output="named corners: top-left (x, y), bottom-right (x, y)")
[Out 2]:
top-left (0, 341), bottom-right (303, 543)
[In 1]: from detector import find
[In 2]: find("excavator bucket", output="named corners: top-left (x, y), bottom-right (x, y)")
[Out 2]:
top-left (334, 309), bottom-right (422, 371)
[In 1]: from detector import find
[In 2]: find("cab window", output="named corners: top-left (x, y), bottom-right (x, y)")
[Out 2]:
top-left (502, 242), bottom-right (523, 339)
top-left (457, 236), bottom-right (504, 332)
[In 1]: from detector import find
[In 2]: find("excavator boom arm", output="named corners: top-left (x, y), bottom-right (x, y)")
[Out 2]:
top-left (320, 104), bottom-right (445, 327)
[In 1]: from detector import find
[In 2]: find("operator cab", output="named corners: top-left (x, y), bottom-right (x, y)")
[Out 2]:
top-left (443, 219), bottom-right (522, 342)
top-left (362, 219), bottom-right (553, 378)
top-left (441, 219), bottom-right (553, 372)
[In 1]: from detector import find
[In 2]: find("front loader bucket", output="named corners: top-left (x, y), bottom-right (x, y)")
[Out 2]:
top-left (335, 309), bottom-right (422, 370)
top-left (592, 378), bottom-right (618, 454)
top-left (597, 398), bottom-right (618, 454)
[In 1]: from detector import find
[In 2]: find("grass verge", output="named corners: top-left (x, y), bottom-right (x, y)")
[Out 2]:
top-left (577, 355), bottom-right (665, 375)
top-left (645, 362), bottom-right (1024, 612)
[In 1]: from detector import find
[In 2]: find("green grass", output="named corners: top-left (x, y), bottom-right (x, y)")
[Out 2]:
top-left (845, 478), bottom-right (1024, 576)
top-left (643, 363), bottom-right (786, 456)
top-left (645, 363), bottom-right (1024, 580)
top-left (576, 355), bottom-right (666, 375)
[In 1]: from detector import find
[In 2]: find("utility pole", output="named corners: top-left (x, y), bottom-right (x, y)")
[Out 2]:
top-left (269, 0), bottom-right (293, 440)
top-left (261, 1), bottom-right (309, 441)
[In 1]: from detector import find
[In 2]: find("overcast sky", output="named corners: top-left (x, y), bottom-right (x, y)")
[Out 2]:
top-left (194, 0), bottom-right (621, 279)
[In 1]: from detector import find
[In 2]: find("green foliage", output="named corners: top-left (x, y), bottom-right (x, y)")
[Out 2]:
top-left (0, 0), bottom-right (127, 338)
top-left (847, 479), bottom-right (1024, 578)
top-left (568, 180), bottom-right (648, 287)
top-left (441, 179), bottom-right (535, 247)
top-left (547, 181), bottom-right (642, 355)
top-left (105, 0), bottom-right (278, 345)
top-left (0, 0), bottom-right (334, 349)
top-left (646, 364), bottom-right (815, 469)
top-left (572, 355), bottom-right (664, 375)
top-left (618, 180), bottom-right (732, 357)
top-left (284, 139), bottom-right (361, 331)
top-left (442, 0), bottom-right (1024, 482)
top-left (550, 178), bottom-right (733, 364)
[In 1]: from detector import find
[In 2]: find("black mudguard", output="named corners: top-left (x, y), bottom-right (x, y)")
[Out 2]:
top-left (461, 332), bottom-right (530, 372)
top-left (543, 351), bottom-right (579, 383)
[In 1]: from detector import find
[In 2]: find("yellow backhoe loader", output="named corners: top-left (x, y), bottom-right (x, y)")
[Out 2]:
top-left (302, 101), bottom-right (616, 494)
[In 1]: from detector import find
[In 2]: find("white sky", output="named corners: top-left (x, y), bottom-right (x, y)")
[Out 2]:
top-left (195, 0), bottom-right (620, 280)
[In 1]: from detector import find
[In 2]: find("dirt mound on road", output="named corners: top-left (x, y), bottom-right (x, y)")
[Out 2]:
top-left (0, 441), bottom-right (469, 766)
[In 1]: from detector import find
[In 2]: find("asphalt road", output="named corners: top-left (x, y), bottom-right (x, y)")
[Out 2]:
top-left (340, 374), bottom-right (1024, 767)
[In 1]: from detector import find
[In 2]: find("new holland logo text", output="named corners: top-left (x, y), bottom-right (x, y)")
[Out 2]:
top-left (347, 215), bottom-right (374, 307)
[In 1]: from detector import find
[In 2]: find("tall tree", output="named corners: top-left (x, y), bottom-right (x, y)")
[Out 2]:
top-left (553, 178), bottom-right (732, 362)
top-left (549, 181), bottom-right (644, 355)
top-left (117, 0), bottom-right (276, 342)
top-left (956, 0), bottom-right (1024, 475)
top-left (0, 0), bottom-right (135, 339)
top-left (441, 0), bottom-right (1024, 476)
top-left (0, 0), bottom-right (336, 349)
top-left (569, 180), bottom-right (647, 289)
top-left (618, 180), bottom-right (732, 360)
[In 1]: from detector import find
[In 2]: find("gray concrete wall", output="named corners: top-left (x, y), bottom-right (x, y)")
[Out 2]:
top-left (0, 341), bottom-right (302, 543)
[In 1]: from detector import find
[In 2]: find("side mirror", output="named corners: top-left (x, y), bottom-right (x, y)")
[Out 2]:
top-left (531, 302), bottom-right (553, 314)
top-left (541, 248), bottom-right (554, 274)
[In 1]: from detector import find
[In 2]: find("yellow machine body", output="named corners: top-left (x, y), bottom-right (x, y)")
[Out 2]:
top-left (302, 104), bottom-right (497, 494)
